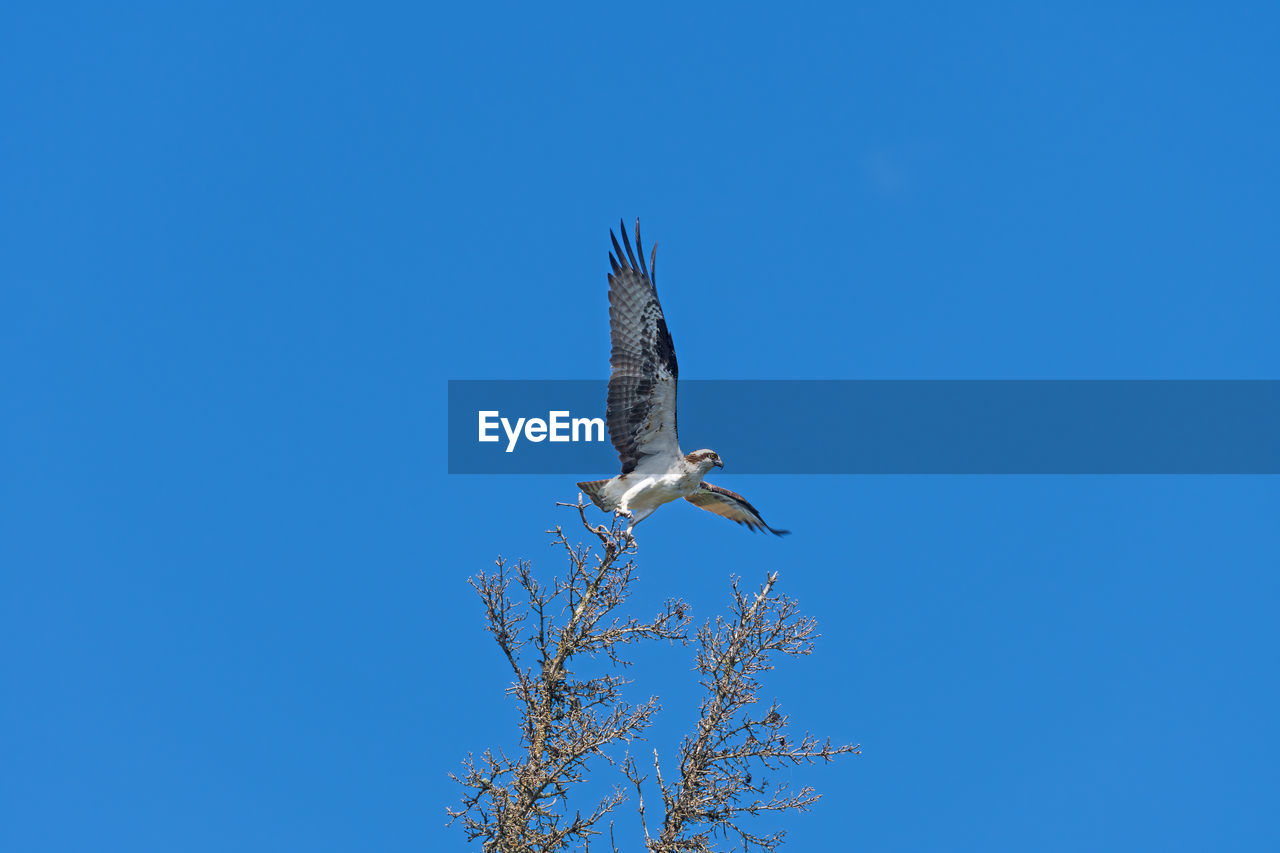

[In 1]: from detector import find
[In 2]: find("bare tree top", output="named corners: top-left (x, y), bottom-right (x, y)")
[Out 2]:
top-left (450, 501), bottom-right (858, 853)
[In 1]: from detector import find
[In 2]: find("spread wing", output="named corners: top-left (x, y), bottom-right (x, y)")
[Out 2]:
top-left (606, 219), bottom-right (680, 474)
top-left (685, 482), bottom-right (790, 536)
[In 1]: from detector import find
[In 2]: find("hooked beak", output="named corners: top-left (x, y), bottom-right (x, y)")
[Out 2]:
top-left (715, 460), bottom-right (724, 470)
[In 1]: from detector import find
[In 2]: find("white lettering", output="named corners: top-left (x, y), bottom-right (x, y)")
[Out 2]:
top-left (572, 416), bottom-right (605, 442)
top-left (479, 411), bottom-right (606, 452)
top-left (549, 411), bottom-right (570, 442)
top-left (502, 416), bottom-right (526, 453)
top-left (478, 411), bottom-right (500, 443)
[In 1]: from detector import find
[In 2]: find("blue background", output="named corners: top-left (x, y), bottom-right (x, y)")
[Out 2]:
top-left (3, 2), bottom-right (1278, 851)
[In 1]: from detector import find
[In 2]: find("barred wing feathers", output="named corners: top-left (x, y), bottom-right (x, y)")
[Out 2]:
top-left (606, 219), bottom-right (680, 474)
top-left (685, 482), bottom-right (790, 536)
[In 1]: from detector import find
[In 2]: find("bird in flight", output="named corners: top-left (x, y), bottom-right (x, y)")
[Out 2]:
top-left (577, 220), bottom-right (789, 537)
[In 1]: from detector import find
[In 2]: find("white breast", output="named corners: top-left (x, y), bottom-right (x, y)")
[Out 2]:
top-left (607, 457), bottom-right (701, 515)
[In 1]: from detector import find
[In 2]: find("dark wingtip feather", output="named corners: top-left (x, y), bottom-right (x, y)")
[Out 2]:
top-left (634, 219), bottom-right (649, 278)
top-left (751, 521), bottom-right (790, 536)
top-left (610, 230), bottom-right (627, 270)
top-left (609, 219), bottom-right (657, 282)
top-left (619, 218), bottom-right (640, 269)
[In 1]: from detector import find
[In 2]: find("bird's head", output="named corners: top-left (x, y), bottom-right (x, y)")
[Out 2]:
top-left (685, 449), bottom-right (724, 472)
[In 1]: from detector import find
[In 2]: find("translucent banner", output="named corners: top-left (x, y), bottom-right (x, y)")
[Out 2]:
top-left (447, 380), bottom-right (1280, 474)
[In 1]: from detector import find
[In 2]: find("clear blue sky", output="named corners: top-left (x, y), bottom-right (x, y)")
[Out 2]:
top-left (3, 2), bottom-right (1278, 851)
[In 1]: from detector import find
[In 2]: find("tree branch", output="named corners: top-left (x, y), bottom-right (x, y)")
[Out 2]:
top-left (450, 503), bottom-right (857, 853)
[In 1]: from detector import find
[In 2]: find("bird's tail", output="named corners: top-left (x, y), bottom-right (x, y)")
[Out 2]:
top-left (576, 479), bottom-right (615, 511)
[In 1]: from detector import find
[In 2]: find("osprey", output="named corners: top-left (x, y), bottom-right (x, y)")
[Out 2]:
top-left (577, 220), bottom-right (789, 537)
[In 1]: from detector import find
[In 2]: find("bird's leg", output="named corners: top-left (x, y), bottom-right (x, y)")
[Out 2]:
top-left (613, 505), bottom-right (636, 540)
